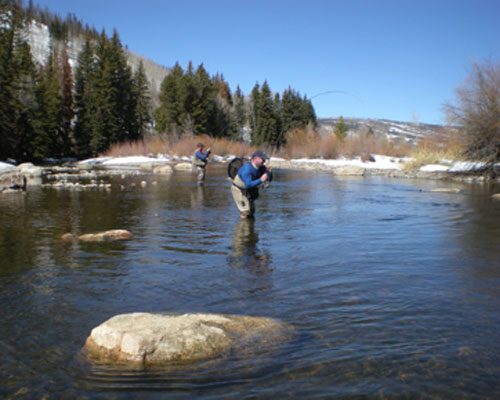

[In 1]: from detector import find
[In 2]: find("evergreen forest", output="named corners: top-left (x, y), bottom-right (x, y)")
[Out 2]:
top-left (0, 0), bottom-right (316, 163)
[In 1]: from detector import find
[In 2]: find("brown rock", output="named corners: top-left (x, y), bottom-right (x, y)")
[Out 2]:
top-left (78, 229), bottom-right (132, 242)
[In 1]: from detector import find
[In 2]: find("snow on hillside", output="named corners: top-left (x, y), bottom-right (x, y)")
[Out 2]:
top-left (17, 18), bottom-right (169, 98)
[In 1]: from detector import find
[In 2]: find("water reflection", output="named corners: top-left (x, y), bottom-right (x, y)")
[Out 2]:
top-left (229, 218), bottom-right (271, 275)
top-left (1, 170), bottom-right (500, 398)
top-left (190, 184), bottom-right (205, 209)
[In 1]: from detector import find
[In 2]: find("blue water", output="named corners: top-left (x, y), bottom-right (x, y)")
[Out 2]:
top-left (0, 166), bottom-right (499, 399)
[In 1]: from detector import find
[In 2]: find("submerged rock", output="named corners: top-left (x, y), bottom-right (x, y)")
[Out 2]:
top-left (431, 188), bottom-right (461, 193)
top-left (173, 162), bottom-right (193, 171)
top-left (84, 312), bottom-right (290, 365)
top-left (153, 165), bottom-right (174, 175)
top-left (492, 193), bottom-right (500, 201)
top-left (61, 229), bottom-right (132, 242)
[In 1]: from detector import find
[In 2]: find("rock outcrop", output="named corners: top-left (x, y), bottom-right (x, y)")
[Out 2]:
top-left (84, 313), bottom-right (290, 365)
top-left (61, 229), bottom-right (132, 242)
top-left (0, 170), bottom-right (26, 193)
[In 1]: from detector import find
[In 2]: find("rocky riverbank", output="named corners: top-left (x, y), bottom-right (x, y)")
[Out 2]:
top-left (1, 156), bottom-right (498, 194)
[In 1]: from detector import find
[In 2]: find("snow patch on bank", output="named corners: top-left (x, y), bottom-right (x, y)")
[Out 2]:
top-left (288, 154), bottom-right (402, 170)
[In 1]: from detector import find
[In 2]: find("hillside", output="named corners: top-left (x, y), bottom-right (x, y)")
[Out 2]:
top-left (22, 19), bottom-right (169, 107)
top-left (318, 117), bottom-right (450, 147)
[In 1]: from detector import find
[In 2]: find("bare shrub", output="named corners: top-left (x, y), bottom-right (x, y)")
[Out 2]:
top-left (103, 136), bottom-right (168, 157)
top-left (319, 134), bottom-right (341, 159)
top-left (282, 128), bottom-right (327, 159)
top-left (443, 59), bottom-right (500, 174)
top-left (212, 138), bottom-right (258, 158)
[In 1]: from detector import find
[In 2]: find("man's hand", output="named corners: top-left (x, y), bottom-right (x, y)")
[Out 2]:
top-left (260, 172), bottom-right (269, 182)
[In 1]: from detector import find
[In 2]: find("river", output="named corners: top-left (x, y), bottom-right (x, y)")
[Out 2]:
top-left (1, 166), bottom-right (499, 399)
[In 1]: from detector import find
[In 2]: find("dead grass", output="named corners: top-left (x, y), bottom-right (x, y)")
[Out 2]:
top-left (101, 128), bottom-right (464, 166)
top-left (103, 136), bottom-right (168, 157)
top-left (278, 128), bottom-right (412, 160)
top-left (402, 135), bottom-right (465, 170)
top-left (103, 134), bottom-right (261, 159)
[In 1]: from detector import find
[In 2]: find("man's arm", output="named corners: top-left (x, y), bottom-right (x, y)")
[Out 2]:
top-left (239, 163), bottom-right (265, 188)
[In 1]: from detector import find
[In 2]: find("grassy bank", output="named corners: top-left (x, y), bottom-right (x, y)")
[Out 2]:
top-left (102, 128), bottom-right (464, 170)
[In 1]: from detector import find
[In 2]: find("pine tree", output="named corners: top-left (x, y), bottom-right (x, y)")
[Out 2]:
top-left (212, 72), bottom-right (234, 138)
top-left (154, 62), bottom-right (184, 135)
top-left (181, 61), bottom-right (196, 134)
top-left (278, 87), bottom-right (317, 147)
top-left (132, 60), bottom-right (151, 138)
top-left (192, 63), bottom-right (215, 134)
top-left (33, 52), bottom-right (63, 160)
top-left (250, 81), bottom-right (279, 146)
top-left (89, 30), bottom-right (119, 154)
top-left (0, 6), bottom-right (18, 160)
top-left (334, 116), bottom-right (349, 140)
top-left (58, 47), bottom-right (74, 156)
top-left (259, 81), bottom-right (279, 146)
top-left (12, 39), bottom-right (38, 161)
top-left (249, 82), bottom-right (260, 142)
top-left (233, 85), bottom-right (247, 137)
top-left (73, 32), bottom-right (95, 158)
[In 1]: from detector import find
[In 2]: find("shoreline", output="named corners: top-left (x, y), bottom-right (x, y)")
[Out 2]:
top-left (1, 156), bottom-right (498, 193)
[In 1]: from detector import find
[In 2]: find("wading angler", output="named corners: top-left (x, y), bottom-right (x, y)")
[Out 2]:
top-left (229, 150), bottom-right (272, 218)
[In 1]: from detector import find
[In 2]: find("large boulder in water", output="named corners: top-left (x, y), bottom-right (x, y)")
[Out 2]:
top-left (84, 313), bottom-right (290, 365)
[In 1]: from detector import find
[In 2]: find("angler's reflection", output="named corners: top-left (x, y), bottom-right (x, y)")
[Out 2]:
top-left (229, 218), bottom-right (271, 275)
top-left (190, 184), bottom-right (205, 209)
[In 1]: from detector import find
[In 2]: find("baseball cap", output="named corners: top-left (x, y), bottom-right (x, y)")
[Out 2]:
top-left (252, 150), bottom-right (269, 160)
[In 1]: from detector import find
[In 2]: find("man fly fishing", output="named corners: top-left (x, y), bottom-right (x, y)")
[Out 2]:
top-left (230, 150), bottom-right (272, 218)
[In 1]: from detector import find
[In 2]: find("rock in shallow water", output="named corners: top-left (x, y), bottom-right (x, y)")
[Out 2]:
top-left (84, 312), bottom-right (290, 365)
top-left (61, 229), bottom-right (132, 242)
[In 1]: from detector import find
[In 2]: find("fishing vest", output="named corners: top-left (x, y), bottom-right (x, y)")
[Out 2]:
top-left (192, 151), bottom-right (207, 167)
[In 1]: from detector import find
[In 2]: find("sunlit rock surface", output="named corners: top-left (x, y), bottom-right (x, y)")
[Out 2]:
top-left (431, 188), bottom-right (461, 193)
top-left (61, 229), bottom-right (132, 242)
top-left (173, 162), bottom-right (193, 171)
top-left (0, 170), bottom-right (25, 193)
top-left (153, 165), bottom-right (174, 175)
top-left (332, 166), bottom-right (366, 176)
top-left (84, 313), bottom-right (290, 365)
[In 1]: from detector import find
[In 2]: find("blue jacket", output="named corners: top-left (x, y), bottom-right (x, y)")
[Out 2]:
top-left (237, 162), bottom-right (269, 189)
top-left (195, 150), bottom-right (210, 161)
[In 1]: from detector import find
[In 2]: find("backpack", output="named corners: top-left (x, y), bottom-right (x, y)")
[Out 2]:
top-left (227, 157), bottom-right (244, 180)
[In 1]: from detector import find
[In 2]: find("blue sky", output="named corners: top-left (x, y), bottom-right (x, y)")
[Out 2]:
top-left (30, 0), bottom-right (499, 124)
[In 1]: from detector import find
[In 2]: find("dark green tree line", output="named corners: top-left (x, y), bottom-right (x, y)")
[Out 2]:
top-left (73, 29), bottom-right (149, 158)
top-left (154, 62), bottom-right (235, 138)
top-left (248, 82), bottom-right (316, 148)
top-left (1, 1), bottom-right (151, 161)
